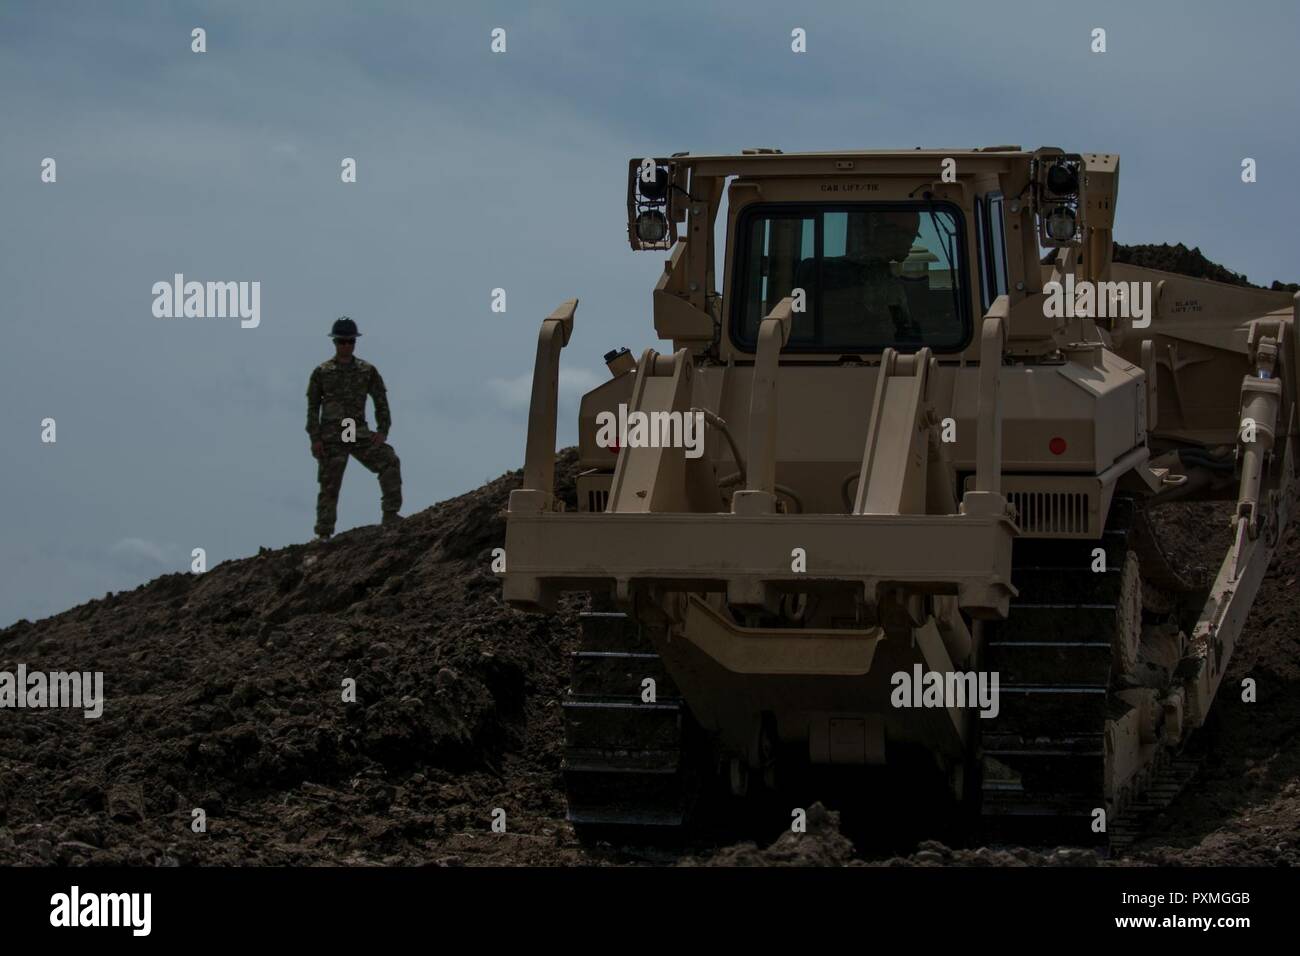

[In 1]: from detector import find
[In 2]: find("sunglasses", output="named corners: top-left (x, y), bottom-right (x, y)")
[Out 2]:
top-left (334, 338), bottom-right (356, 345)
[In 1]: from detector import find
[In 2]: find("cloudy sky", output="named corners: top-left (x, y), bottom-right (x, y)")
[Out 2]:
top-left (2, 0), bottom-right (1297, 625)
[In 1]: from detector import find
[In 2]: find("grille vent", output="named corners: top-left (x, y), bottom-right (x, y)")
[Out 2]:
top-left (1008, 490), bottom-right (1089, 534)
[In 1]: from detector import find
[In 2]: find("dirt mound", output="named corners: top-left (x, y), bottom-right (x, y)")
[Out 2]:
top-left (0, 452), bottom-right (591, 866)
top-left (1113, 242), bottom-right (1259, 287)
top-left (2, 453), bottom-right (1298, 867)
top-left (1129, 503), bottom-right (1300, 866)
top-left (680, 803), bottom-right (857, 866)
top-left (1039, 242), bottom-right (1298, 292)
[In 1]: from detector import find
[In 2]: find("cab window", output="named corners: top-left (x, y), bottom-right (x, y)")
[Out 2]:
top-left (985, 193), bottom-right (1009, 303)
top-left (732, 202), bottom-right (971, 353)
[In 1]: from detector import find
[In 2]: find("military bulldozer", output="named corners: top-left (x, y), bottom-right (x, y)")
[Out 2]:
top-left (502, 146), bottom-right (1299, 846)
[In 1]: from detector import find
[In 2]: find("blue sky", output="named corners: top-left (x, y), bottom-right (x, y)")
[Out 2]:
top-left (2, 0), bottom-right (1297, 624)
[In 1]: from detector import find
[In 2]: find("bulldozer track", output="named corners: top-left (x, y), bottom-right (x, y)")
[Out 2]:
top-left (561, 507), bottom-right (1206, 850)
top-left (561, 611), bottom-right (701, 832)
top-left (1107, 754), bottom-right (1203, 851)
top-left (979, 497), bottom-right (1201, 851)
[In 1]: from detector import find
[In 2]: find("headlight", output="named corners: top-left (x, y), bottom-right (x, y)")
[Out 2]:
top-left (635, 210), bottom-right (669, 245)
top-left (1046, 162), bottom-right (1079, 196)
top-left (639, 165), bottom-right (670, 202)
top-left (1045, 205), bottom-right (1077, 242)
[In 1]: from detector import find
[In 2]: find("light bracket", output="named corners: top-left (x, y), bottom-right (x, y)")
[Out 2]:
top-left (627, 158), bottom-right (680, 250)
top-left (1031, 148), bottom-right (1086, 248)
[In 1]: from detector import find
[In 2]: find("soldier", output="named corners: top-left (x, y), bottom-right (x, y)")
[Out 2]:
top-left (852, 210), bottom-right (924, 343)
top-left (307, 317), bottom-right (403, 541)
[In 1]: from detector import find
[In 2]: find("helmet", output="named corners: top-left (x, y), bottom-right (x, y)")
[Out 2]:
top-left (329, 316), bottom-right (361, 338)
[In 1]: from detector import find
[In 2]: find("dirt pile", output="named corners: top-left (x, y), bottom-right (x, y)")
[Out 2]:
top-left (680, 803), bottom-right (857, 866)
top-left (4, 463), bottom-right (1296, 866)
top-left (0, 452), bottom-right (594, 866)
top-left (1125, 503), bottom-right (1300, 866)
top-left (1113, 242), bottom-right (1299, 292)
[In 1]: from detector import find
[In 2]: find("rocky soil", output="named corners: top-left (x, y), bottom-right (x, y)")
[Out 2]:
top-left (0, 451), bottom-right (590, 866)
top-left (1, 448), bottom-right (1296, 867)
top-left (1113, 242), bottom-right (1299, 293)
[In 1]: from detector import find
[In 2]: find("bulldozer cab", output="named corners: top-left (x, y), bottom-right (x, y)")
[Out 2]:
top-left (627, 146), bottom-right (1106, 365)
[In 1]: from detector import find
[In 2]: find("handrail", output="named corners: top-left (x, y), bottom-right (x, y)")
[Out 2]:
top-left (960, 300), bottom-right (1009, 519)
top-left (513, 299), bottom-right (577, 513)
top-left (973, 301), bottom-right (1008, 496)
top-left (733, 297), bottom-right (793, 515)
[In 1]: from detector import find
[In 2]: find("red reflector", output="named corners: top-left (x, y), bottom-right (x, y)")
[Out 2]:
top-left (1049, 437), bottom-right (1067, 456)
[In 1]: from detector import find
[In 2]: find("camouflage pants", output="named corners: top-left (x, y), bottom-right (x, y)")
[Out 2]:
top-left (314, 436), bottom-right (402, 535)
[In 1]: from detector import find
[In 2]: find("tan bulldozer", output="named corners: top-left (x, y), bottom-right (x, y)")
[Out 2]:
top-left (502, 146), bottom-right (1299, 846)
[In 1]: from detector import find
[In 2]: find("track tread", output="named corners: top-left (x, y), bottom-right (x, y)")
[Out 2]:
top-left (980, 500), bottom-right (1193, 850)
top-left (562, 611), bottom-right (700, 832)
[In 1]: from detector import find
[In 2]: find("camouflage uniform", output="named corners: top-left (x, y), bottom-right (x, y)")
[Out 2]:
top-left (307, 357), bottom-right (402, 536)
top-left (860, 259), bottom-right (921, 342)
top-left (822, 258), bottom-right (920, 345)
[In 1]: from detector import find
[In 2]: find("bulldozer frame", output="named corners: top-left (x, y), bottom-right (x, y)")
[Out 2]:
top-left (503, 146), bottom-right (1299, 844)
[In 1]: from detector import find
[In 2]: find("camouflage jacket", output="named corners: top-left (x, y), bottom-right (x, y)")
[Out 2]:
top-left (306, 357), bottom-right (392, 441)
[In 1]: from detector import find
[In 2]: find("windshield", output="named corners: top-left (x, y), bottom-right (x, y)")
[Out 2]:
top-left (731, 202), bottom-right (970, 353)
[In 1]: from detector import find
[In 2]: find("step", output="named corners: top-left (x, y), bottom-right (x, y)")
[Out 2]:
top-left (982, 743), bottom-right (1107, 798)
top-left (1008, 567), bottom-right (1125, 605)
top-left (985, 640), bottom-right (1112, 685)
top-left (982, 685), bottom-right (1109, 734)
top-left (564, 747), bottom-right (681, 774)
top-left (562, 697), bottom-right (683, 752)
top-left (563, 764), bottom-right (689, 827)
top-left (578, 612), bottom-right (647, 653)
top-left (569, 650), bottom-right (679, 699)
top-left (995, 604), bottom-right (1120, 644)
top-left (1012, 534), bottom-right (1127, 570)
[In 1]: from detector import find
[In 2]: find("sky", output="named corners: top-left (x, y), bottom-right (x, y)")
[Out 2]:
top-left (2, 0), bottom-right (1298, 625)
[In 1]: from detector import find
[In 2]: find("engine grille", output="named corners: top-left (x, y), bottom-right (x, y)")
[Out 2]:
top-left (576, 471), bottom-right (614, 513)
top-left (1008, 490), bottom-right (1090, 535)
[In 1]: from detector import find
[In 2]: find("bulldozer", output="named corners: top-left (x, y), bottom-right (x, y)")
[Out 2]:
top-left (501, 146), bottom-right (1299, 847)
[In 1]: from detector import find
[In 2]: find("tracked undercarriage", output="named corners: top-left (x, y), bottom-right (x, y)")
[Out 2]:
top-left (504, 146), bottom-right (1300, 849)
top-left (556, 503), bottom-right (1218, 848)
top-left (979, 499), bottom-right (1204, 844)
